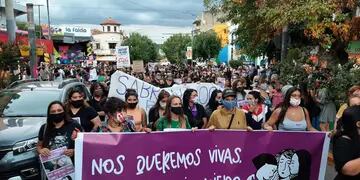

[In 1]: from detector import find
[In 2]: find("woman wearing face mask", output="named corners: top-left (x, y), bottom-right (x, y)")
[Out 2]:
top-left (37, 101), bottom-right (82, 159)
top-left (65, 89), bottom-right (101, 132)
top-left (242, 91), bottom-right (271, 130)
top-left (149, 90), bottom-right (170, 131)
top-left (88, 82), bottom-right (106, 121)
top-left (183, 89), bottom-right (208, 129)
top-left (263, 87), bottom-right (317, 131)
top-left (99, 97), bottom-right (142, 132)
top-left (156, 96), bottom-right (191, 131)
top-left (124, 89), bottom-right (147, 131)
top-left (205, 90), bottom-right (223, 119)
top-left (332, 105), bottom-right (360, 180)
top-left (207, 89), bottom-right (248, 130)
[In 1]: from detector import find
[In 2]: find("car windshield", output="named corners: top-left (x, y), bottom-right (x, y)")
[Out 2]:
top-left (0, 90), bottom-right (61, 117)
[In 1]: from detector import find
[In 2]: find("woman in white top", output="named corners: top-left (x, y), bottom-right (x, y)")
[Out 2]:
top-left (263, 87), bottom-right (317, 131)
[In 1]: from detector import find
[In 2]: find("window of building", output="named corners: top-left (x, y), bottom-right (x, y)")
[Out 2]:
top-left (114, 26), bottom-right (117, 32)
top-left (107, 26), bottom-right (111, 32)
top-left (109, 43), bottom-right (117, 49)
top-left (96, 43), bottom-right (100, 49)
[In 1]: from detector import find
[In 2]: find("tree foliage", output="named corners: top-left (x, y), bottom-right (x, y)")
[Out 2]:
top-left (161, 34), bottom-right (191, 64)
top-left (193, 30), bottom-right (222, 61)
top-left (122, 33), bottom-right (158, 63)
top-left (229, 59), bottom-right (243, 68)
top-left (0, 43), bottom-right (21, 88)
top-left (204, 0), bottom-right (359, 58)
top-left (16, 21), bottom-right (42, 38)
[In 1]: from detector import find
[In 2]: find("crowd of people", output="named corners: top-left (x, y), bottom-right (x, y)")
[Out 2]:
top-left (31, 62), bottom-right (360, 179)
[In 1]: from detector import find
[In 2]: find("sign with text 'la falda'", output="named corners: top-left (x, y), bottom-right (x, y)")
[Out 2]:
top-left (75, 131), bottom-right (330, 180)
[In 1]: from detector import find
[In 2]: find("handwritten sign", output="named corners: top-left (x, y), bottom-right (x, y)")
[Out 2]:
top-left (108, 71), bottom-right (222, 113)
top-left (116, 46), bottom-right (131, 68)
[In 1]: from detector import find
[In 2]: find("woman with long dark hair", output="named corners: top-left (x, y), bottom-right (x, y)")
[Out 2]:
top-left (205, 90), bottom-right (223, 118)
top-left (149, 90), bottom-right (170, 130)
top-left (263, 87), bottom-right (317, 131)
top-left (232, 78), bottom-right (247, 106)
top-left (88, 82), bottom-right (107, 121)
top-left (182, 89), bottom-right (207, 129)
top-left (37, 101), bottom-right (82, 157)
top-left (332, 105), bottom-right (360, 179)
top-left (242, 91), bottom-right (271, 130)
top-left (124, 89), bottom-right (147, 131)
top-left (99, 97), bottom-right (150, 132)
top-left (156, 96), bottom-right (191, 131)
top-left (65, 89), bottom-right (101, 132)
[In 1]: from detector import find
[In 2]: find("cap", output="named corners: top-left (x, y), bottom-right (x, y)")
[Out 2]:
top-left (222, 88), bottom-right (236, 98)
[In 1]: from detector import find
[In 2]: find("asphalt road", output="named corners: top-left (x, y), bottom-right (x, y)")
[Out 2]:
top-left (325, 164), bottom-right (336, 180)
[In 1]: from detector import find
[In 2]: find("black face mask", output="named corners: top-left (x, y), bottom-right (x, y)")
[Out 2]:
top-left (71, 100), bottom-right (83, 108)
top-left (127, 102), bottom-right (138, 109)
top-left (171, 107), bottom-right (183, 115)
top-left (48, 112), bottom-right (65, 123)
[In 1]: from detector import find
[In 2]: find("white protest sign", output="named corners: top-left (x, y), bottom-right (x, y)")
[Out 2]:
top-left (108, 71), bottom-right (223, 113)
top-left (108, 71), bottom-right (162, 112)
top-left (116, 46), bottom-right (131, 68)
top-left (163, 83), bottom-right (222, 105)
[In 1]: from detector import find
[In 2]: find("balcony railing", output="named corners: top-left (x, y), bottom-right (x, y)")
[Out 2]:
top-left (93, 49), bottom-right (116, 55)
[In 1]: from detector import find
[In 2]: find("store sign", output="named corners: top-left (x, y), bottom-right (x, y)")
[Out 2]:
top-left (51, 25), bottom-right (91, 37)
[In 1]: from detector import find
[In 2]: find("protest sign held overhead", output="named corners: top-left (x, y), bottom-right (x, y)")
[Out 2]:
top-left (108, 71), bottom-right (223, 113)
top-left (116, 46), bottom-right (131, 68)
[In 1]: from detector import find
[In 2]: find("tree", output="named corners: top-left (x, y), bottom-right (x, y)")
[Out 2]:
top-left (122, 33), bottom-right (158, 63)
top-left (204, 0), bottom-right (359, 62)
top-left (229, 59), bottom-right (243, 68)
top-left (0, 43), bottom-right (21, 88)
top-left (16, 21), bottom-right (42, 38)
top-left (193, 30), bottom-right (222, 61)
top-left (161, 34), bottom-right (191, 64)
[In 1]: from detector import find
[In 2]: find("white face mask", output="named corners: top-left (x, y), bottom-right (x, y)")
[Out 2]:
top-left (159, 102), bottom-right (167, 109)
top-left (290, 97), bottom-right (301, 106)
top-left (192, 96), bottom-right (199, 103)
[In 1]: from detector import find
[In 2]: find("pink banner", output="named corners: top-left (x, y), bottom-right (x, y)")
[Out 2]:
top-left (75, 131), bottom-right (330, 180)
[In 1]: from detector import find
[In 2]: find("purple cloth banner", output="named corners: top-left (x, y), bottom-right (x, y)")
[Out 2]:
top-left (75, 131), bottom-right (330, 180)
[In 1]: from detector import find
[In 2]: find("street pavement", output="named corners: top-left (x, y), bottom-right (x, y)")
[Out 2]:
top-left (325, 164), bottom-right (336, 180)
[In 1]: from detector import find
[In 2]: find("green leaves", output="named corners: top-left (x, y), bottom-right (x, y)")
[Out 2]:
top-left (161, 34), bottom-right (191, 64)
top-left (122, 33), bottom-right (158, 63)
top-left (193, 30), bottom-right (222, 61)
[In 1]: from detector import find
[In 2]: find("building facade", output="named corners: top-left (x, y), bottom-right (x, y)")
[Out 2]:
top-left (92, 18), bottom-right (124, 62)
top-left (0, 0), bottom-right (26, 30)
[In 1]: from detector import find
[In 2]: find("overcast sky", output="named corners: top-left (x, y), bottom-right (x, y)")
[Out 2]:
top-left (17, 0), bottom-right (203, 43)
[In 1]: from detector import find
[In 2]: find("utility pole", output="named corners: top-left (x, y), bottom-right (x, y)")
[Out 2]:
top-left (27, 3), bottom-right (38, 79)
top-left (5, 0), bottom-right (16, 43)
top-left (281, 25), bottom-right (289, 61)
top-left (46, 0), bottom-right (51, 40)
top-left (34, 4), bottom-right (44, 39)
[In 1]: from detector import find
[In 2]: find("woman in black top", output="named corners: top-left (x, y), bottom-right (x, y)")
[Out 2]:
top-left (65, 89), bottom-right (101, 132)
top-left (332, 105), bottom-right (360, 180)
top-left (205, 90), bottom-right (223, 118)
top-left (37, 101), bottom-right (82, 158)
top-left (148, 90), bottom-right (170, 130)
top-left (88, 82), bottom-right (107, 121)
top-left (182, 89), bottom-right (207, 129)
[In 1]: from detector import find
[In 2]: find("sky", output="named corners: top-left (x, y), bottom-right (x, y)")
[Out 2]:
top-left (17, 0), bottom-right (204, 43)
